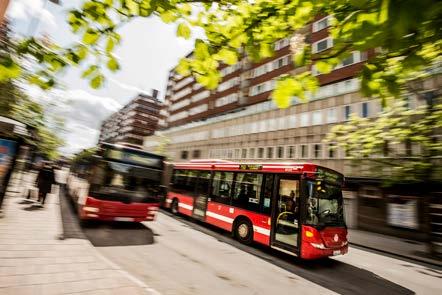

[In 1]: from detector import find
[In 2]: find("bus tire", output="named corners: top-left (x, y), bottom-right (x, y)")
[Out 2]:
top-left (234, 218), bottom-right (253, 245)
top-left (171, 198), bottom-right (179, 215)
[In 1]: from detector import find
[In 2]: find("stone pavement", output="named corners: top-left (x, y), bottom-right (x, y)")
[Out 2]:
top-left (0, 174), bottom-right (158, 295)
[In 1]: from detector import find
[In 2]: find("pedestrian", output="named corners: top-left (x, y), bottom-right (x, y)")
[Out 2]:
top-left (36, 162), bottom-right (56, 206)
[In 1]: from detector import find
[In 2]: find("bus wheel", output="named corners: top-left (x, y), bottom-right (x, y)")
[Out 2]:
top-left (171, 199), bottom-right (179, 215)
top-left (234, 218), bottom-right (253, 245)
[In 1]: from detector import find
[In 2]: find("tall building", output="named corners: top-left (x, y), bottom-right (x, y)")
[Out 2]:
top-left (145, 16), bottom-right (442, 245)
top-left (99, 91), bottom-right (164, 147)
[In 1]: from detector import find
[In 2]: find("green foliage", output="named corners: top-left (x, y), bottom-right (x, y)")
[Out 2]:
top-left (11, 97), bottom-right (64, 160)
top-left (0, 0), bottom-right (440, 107)
top-left (325, 99), bottom-right (442, 184)
top-left (72, 147), bottom-right (97, 165)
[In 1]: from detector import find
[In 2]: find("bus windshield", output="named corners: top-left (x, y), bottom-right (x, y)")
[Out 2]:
top-left (305, 180), bottom-right (345, 227)
top-left (88, 161), bottom-right (163, 202)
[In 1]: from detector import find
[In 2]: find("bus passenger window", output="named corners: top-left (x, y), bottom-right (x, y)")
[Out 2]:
top-left (262, 174), bottom-right (274, 214)
top-left (211, 172), bottom-right (234, 204)
top-left (232, 173), bottom-right (263, 211)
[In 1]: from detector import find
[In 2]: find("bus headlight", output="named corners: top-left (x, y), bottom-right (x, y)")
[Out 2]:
top-left (310, 243), bottom-right (326, 249)
top-left (83, 206), bottom-right (99, 213)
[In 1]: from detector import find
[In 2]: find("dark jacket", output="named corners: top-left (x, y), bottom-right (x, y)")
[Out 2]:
top-left (36, 167), bottom-right (56, 194)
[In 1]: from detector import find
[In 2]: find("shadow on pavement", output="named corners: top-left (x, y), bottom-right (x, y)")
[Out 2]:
top-left (82, 220), bottom-right (155, 247)
top-left (58, 184), bottom-right (155, 247)
top-left (23, 204), bottom-right (44, 211)
top-left (163, 210), bottom-right (414, 295)
top-left (18, 199), bottom-right (36, 205)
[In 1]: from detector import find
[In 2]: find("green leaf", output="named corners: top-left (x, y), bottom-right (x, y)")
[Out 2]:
top-left (217, 48), bottom-right (237, 65)
top-left (379, 0), bottom-right (390, 23)
top-left (177, 23), bottom-right (191, 39)
top-left (90, 74), bottom-right (104, 89)
top-left (82, 65), bottom-right (98, 78)
top-left (106, 37), bottom-right (115, 53)
top-left (272, 77), bottom-right (302, 108)
top-left (176, 59), bottom-right (191, 76)
top-left (83, 29), bottom-right (99, 45)
top-left (107, 56), bottom-right (119, 72)
top-left (160, 10), bottom-right (178, 23)
top-left (315, 61), bottom-right (333, 74)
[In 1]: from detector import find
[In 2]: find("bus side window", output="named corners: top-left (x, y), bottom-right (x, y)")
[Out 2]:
top-left (261, 174), bottom-right (274, 215)
top-left (232, 173), bottom-right (263, 212)
top-left (211, 171), bottom-right (234, 204)
top-left (172, 169), bottom-right (188, 192)
top-left (195, 171), bottom-right (211, 197)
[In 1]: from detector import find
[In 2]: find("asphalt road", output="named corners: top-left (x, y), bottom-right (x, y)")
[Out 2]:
top-left (59, 189), bottom-right (441, 294)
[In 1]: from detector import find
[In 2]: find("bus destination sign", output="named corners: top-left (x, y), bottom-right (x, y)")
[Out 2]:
top-left (239, 164), bottom-right (263, 170)
top-left (105, 149), bottom-right (162, 168)
top-left (316, 167), bottom-right (344, 186)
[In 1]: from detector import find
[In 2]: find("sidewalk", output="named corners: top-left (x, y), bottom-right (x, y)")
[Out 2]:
top-left (349, 229), bottom-right (442, 267)
top-left (0, 175), bottom-right (155, 294)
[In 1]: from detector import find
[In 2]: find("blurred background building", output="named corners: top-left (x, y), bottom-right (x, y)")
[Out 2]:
top-left (99, 90), bottom-right (164, 147)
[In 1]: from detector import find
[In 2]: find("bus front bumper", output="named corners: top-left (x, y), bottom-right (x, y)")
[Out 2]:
top-left (79, 197), bottom-right (160, 222)
top-left (301, 242), bottom-right (349, 260)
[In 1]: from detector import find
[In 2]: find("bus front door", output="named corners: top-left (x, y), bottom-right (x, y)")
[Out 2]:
top-left (270, 175), bottom-right (300, 255)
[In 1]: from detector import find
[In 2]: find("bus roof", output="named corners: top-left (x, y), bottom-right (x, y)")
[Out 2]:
top-left (172, 161), bottom-right (330, 174)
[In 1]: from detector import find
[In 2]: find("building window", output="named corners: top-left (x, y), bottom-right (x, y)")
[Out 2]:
top-left (287, 146), bottom-right (295, 158)
top-left (313, 144), bottom-right (322, 159)
top-left (327, 108), bottom-right (337, 123)
top-left (312, 110), bottom-right (322, 125)
top-left (249, 148), bottom-right (256, 159)
top-left (277, 146), bottom-right (284, 159)
top-left (313, 16), bottom-right (331, 32)
top-left (301, 144), bottom-right (308, 158)
top-left (258, 147), bottom-right (264, 159)
top-left (362, 102), bottom-right (369, 118)
top-left (267, 147), bottom-right (274, 159)
top-left (241, 148), bottom-right (247, 158)
top-left (300, 112), bottom-right (310, 127)
top-left (344, 105), bottom-right (351, 121)
top-left (312, 38), bottom-right (333, 53)
top-left (328, 143), bottom-right (335, 158)
top-left (181, 150), bottom-right (188, 160)
top-left (274, 38), bottom-right (290, 50)
top-left (234, 149), bottom-right (241, 159)
top-left (192, 150), bottom-right (201, 159)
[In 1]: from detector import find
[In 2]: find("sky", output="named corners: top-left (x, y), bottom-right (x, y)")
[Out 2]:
top-left (6, 0), bottom-right (202, 155)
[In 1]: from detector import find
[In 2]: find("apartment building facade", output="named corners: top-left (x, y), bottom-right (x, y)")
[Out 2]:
top-left (99, 91), bottom-right (165, 147)
top-left (145, 16), bottom-right (442, 244)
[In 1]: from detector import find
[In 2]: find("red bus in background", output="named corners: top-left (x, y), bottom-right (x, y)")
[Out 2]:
top-left (164, 160), bottom-right (348, 260)
top-left (68, 143), bottom-right (166, 222)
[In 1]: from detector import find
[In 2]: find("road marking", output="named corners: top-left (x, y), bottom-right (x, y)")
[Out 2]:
top-left (94, 249), bottom-right (162, 295)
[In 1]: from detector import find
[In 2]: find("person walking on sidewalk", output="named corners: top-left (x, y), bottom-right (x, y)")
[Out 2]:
top-left (36, 162), bottom-right (56, 206)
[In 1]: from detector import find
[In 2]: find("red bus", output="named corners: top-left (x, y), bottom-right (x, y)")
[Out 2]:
top-left (68, 143), bottom-right (165, 222)
top-left (163, 160), bottom-right (348, 259)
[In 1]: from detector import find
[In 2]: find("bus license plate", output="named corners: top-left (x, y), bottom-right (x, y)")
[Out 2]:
top-left (114, 217), bottom-right (134, 222)
top-left (333, 250), bottom-right (341, 256)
